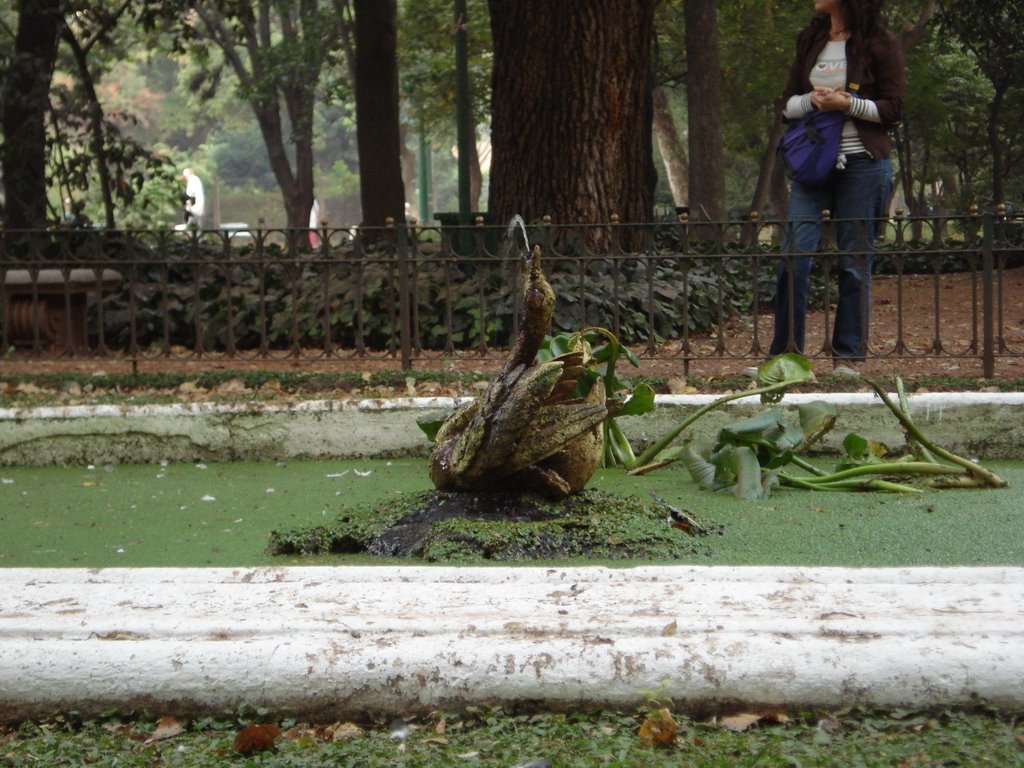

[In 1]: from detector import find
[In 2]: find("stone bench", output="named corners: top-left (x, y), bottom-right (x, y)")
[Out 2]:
top-left (2, 268), bottom-right (122, 351)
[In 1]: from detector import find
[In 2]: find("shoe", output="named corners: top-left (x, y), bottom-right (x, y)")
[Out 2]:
top-left (831, 362), bottom-right (860, 377)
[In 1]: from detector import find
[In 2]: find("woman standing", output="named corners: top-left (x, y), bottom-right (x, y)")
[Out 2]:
top-left (759, 0), bottom-right (904, 377)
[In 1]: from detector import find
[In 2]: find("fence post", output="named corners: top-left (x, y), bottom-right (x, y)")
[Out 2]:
top-left (395, 219), bottom-right (413, 370)
top-left (981, 211), bottom-right (995, 379)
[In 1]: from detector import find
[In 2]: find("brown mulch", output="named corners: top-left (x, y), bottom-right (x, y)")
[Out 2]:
top-left (4, 268), bottom-right (1024, 386)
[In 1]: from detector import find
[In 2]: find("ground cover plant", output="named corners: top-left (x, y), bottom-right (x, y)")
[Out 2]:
top-left (2, 705), bottom-right (1022, 767)
top-left (5, 368), bottom-right (1024, 410)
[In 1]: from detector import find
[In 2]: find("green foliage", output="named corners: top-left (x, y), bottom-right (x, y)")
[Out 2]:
top-left (651, 355), bottom-right (1007, 497)
top-left (2, 707), bottom-right (1022, 767)
top-left (536, 327), bottom-right (656, 469)
top-left (398, 0), bottom-right (491, 137)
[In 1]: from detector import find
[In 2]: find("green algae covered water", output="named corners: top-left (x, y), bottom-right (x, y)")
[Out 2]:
top-left (1, 458), bottom-right (1022, 568)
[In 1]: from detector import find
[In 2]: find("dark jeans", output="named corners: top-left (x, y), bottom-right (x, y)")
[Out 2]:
top-left (770, 154), bottom-right (894, 361)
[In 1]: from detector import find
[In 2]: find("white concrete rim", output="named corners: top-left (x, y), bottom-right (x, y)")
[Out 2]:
top-left (2, 564), bottom-right (1022, 722)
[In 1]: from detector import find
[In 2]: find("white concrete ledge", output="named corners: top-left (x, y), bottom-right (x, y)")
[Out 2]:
top-left (2, 392), bottom-right (1023, 465)
top-left (2, 566), bottom-right (1021, 722)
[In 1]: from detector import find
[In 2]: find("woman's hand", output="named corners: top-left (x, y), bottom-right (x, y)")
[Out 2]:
top-left (811, 86), bottom-right (852, 113)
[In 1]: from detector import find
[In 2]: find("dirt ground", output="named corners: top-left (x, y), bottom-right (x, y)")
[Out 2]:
top-left (5, 267), bottom-right (1024, 385)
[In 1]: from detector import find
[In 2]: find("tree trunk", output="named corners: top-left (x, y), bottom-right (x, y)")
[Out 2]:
top-left (353, 0), bottom-right (406, 229)
top-left (651, 86), bottom-right (688, 208)
top-left (487, 0), bottom-right (656, 249)
top-left (63, 30), bottom-right (117, 229)
top-left (749, 112), bottom-right (786, 219)
top-left (2, 0), bottom-right (62, 230)
top-left (250, 99), bottom-right (301, 227)
top-left (684, 0), bottom-right (727, 222)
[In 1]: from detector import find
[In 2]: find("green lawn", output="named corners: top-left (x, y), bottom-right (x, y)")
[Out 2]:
top-left (3, 707), bottom-right (1023, 768)
top-left (2, 458), bottom-right (1022, 568)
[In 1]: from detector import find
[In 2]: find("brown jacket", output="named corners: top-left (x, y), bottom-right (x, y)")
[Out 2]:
top-left (783, 23), bottom-right (905, 159)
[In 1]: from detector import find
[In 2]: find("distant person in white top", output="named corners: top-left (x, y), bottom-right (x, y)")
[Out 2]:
top-left (309, 197), bottom-right (321, 247)
top-left (181, 168), bottom-right (205, 227)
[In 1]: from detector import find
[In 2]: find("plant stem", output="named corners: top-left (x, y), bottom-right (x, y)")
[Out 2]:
top-left (780, 474), bottom-right (920, 493)
top-left (865, 378), bottom-right (1007, 488)
top-left (897, 378), bottom-right (938, 463)
top-left (632, 378), bottom-right (803, 469)
top-left (794, 461), bottom-right (962, 484)
top-left (788, 454), bottom-right (828, 476)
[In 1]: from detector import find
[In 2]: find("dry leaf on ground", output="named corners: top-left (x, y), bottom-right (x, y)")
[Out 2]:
top-left (720, 713), bottom-right (763, 732)
top-left (144, 715), bottom-right (184, 744)
top-left (232, 723), bottom-right (280, 755)
top-left (639, 707), bottom-right (679, 745)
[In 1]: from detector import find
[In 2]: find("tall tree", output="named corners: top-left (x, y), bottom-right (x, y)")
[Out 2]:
top-left (183, 0), bottom-right (342, 229)
top-left (684, 0), bottom-right (725, 221)
top-left (399, 0), bottom-right (491, 214)
top-left (651, 85), bottom-right (688, 208)
top-left (2, 0), bottom-right (63, 230)
top-left (935, 0), bottom-right (1024, 205)
top-left (487, 0), bottom-right (656, 243)
top-left (352, 0), bottom-right (405, 227)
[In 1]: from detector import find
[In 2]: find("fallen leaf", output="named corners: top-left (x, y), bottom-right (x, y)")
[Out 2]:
top-left (639, 707), bottom-right (678, 745)
top-left (721, 713), bottom-right (762, 732)
top-left (233, 723), bottom-right (280, 755)
top-left (145, 715), bottom-right (184, 744)
top-left (323, 722), bottom-right (363, 742)
top-left (662, 620), bottom-right (678, 637)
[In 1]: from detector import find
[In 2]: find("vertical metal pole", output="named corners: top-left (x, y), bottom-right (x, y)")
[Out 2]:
top-left (397, 222), bottom-right (412, 370)
top-left (454, 0), bottom-right (472, 219)
top-left (981, 212), bottom-right (995, 378)
top-left (417, 123), bottom-right (432, 223)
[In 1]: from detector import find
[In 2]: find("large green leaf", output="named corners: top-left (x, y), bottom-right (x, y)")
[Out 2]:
top-left (721, 445), bottom-right (768, 499)
top-left (682, 440), bottom-right (717, 489)
top-left (751, 353), bottom-right (816, 404)
top-left (719, 410), bottom-right (788, 438)
top-left (797, 400), bottom-right (838, 448)
top-left (617, 382), bottom-right (656, 417)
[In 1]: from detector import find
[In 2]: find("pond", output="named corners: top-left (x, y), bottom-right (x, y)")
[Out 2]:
top-left (2, 458), bottom-right (1022, 568)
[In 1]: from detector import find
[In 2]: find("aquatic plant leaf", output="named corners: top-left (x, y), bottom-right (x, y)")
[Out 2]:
top-left (797, 400), bottom-right (838, 447)
top-left (719, 410), bottom-right (788, 439)
top-left (752, 353), bottom-right (815, 404)
top-left (617, 382), bottom-right (656, 417)
top-left (729, 446), bottom-right (767, 499)
top-left (843, 432), bottom-right (870, 460)
top-left (835, 432), bottom-right (890, 470)
top-left (682, 440), bottom-right (717, 488)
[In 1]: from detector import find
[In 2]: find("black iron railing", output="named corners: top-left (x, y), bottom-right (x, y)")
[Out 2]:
top-left (0, 210), bottom-right (1021, 377)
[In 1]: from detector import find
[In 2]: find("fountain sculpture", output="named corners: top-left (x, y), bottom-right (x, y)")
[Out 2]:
top-left (428, 239), bottom-right (608, 499)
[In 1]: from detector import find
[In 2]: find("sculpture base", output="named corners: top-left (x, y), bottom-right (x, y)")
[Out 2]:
top-left (268, 489), bottom-right (717, 563)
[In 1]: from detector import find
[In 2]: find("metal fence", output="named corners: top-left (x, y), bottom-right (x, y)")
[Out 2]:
top-left (1, 210), bottom-right (1021, 377)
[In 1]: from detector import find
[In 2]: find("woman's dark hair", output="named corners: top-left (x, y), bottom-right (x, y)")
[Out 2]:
top-left (809, 0), bottom-right (887, 68)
